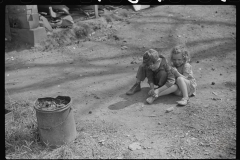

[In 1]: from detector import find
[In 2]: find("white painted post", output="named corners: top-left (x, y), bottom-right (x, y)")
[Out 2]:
top-left (94, 5), bottom-right (99, 18)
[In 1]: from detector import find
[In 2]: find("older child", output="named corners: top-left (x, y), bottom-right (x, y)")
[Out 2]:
top-left (146, 45), bottom-right (197, 106)
top-left (126, 49), bottom-right (175, 96)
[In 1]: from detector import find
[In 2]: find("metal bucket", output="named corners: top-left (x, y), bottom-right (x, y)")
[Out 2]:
top-left (34, 96), bottom-right (77, 147)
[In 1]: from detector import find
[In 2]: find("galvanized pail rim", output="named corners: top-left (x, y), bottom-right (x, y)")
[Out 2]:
top-left (34, 96), bottom-right (71, 113)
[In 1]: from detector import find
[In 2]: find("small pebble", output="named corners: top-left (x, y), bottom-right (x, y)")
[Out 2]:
top-left (211, 82), bottom-right (215, 85)
top-left (89, 111), bottom-right (92, 114)
top-left (128, 142), bottom-right (141, 151)
top-left (220, 73), bottom-right (222, 76)
top-left (196, 61), bottom-right (199, 63)
top-left (166, 107), bottom-right (174, 113)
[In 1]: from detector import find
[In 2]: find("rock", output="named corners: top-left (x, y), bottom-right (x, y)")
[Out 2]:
top-left (89, 111), bottom-right (92, 114)
top-left (158, 122), bottom-right (161, 125)
top-left (211, 68), bottom-right (215, 71)
top-left (128, 142), bottom-right (141, 151)
top-left (196, 61), bottom-right (199, 63)
top-left (121, 46), bottom-right (128, 50)
top-left (130, 61), bottom-right (134, 64)
top-left (211, 98), bottom-right (222, 101)
top-left (212, 91), bottom-right (218, 95)
top-left (166, 107), bottom-right (174, 113)
top-left (211, 82), bottom-right (215, 85)
top-left (116, 156), bottom-right (124, 159)
top-left (220, 73), bottom-right (222, 76)
top-left (113, 35), bottom-right (120, 40)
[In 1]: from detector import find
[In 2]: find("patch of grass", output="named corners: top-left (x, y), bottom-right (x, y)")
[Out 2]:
top-left (5, 101), bottom-right (127, 159)
top-left (5, 101), bottom-right (50, 159)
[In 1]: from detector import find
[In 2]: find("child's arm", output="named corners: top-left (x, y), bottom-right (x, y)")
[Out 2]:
top-left (149, 83), bottom-right (155, 90)
top-left (163, 63), bottom-right (176, 88)
top-left (146, 69), bottom-right (154, 89)
top-left (172, 63), bottom-right (193, 79)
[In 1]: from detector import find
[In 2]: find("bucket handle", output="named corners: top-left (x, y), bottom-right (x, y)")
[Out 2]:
top-left (39, 107), bottom-right (72, 131)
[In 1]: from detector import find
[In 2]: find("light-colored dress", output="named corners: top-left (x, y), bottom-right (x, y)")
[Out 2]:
top-left (175, 63), bottom-right (197, 96)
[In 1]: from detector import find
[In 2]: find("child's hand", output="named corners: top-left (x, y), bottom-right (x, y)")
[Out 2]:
top-left (153, 89), bottom-right (159, 98)
top-left (171, 67), bottom-right (178, 74)
top-left (148, 89), bottom-right (155, 96)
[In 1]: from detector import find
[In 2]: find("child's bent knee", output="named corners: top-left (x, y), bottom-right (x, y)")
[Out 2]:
top-left (176, 76), bottom-right (185, 82)
top-left (173, 89), bottom-right (182, 96)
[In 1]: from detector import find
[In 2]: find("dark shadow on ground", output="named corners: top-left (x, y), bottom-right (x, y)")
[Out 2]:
top-left (108, 87), bottom-right (149, 110)
top-left (5, 40), bottom-right (33, 53)
top-left (108, 87), bottom-right (181, 110)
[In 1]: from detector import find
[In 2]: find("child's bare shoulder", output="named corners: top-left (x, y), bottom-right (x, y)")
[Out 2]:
top-left (184, 63), bottom-right (192, 68)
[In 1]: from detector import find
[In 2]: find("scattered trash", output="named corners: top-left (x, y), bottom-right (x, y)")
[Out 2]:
top-left (166, 107), bottom-right (174, 113)
top-left (132, 5), bottom-right (150, 11)
top-left (128, 142), bottom-right (141, 151)
top-left (39, 15), bottom-right (53, 31)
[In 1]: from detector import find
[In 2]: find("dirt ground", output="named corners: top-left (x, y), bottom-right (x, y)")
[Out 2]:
top-left (5, 5), bottom-right (236, 159)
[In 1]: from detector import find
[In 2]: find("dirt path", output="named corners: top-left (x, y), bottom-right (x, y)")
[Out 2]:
top-left (5, 5), bottom-right (236, 159)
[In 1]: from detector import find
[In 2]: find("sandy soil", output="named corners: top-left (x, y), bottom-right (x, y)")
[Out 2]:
top-left (5, 5), bottom-right (236, 159)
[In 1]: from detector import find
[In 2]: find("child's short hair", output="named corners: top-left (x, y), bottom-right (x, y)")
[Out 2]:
top-left (170, 45), bottom-right (190, 63)
top-left (143, 49), bottom-right (159, 65)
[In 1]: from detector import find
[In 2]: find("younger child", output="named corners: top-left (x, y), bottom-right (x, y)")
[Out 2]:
top-left (126, 49), bottom-right (175, 96)
top-left (146, 45), bottom-right (197, 106)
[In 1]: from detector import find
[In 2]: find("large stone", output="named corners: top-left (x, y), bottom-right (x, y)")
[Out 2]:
top-left (8, 13), bottom-right (39, 29)
top-left (10, 27), bottom-right (47, 46)
top-left (7, 5), bottom-right (38, 14)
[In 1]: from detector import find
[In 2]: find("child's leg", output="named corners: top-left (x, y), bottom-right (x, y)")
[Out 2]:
top-left (155, 70), bottom-right (168, 87)
top-left (126, 64), bottom-right (147, 95)
top-left (157, 84), bottom-right (178, 97)
top-left (174, 77), bottom-right (192, 106)
top-left (146, 84), bottom-right (178, 104)
top-left (175, 77), bottom-right (190, 98)
top-left (136, 64), bottom-right (148, 83)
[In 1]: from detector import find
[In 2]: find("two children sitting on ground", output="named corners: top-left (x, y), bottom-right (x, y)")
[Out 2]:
top-left (126, 45), bottom-right (197, 106)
